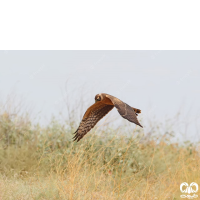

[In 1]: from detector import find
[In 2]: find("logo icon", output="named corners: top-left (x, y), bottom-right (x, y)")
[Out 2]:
top-left (180, 182), bottom-right (198, 199)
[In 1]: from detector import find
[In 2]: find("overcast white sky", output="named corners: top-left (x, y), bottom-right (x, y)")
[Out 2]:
top-left (0, 51), bottom-right (200, 140)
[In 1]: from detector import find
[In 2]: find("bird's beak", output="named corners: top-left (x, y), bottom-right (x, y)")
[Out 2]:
top-left (95, 100), bottom-right (97, 103)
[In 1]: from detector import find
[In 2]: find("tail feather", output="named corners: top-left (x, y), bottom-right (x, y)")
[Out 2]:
top-left (132, 107), bottom-right (141, 116)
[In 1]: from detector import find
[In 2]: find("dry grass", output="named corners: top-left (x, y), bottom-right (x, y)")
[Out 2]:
top-left (0, 106), bottom-right (200, 200)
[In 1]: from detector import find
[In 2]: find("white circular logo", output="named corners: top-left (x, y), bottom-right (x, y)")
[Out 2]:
top-left (180, 182), bottom-right (198, 199)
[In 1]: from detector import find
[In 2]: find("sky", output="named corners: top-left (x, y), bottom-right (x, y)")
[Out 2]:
top-left (0, 51), bottom-right (200, 141)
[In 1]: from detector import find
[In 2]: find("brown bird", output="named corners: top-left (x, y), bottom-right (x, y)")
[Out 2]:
top-left (73, 93), bottom-right (143, 142)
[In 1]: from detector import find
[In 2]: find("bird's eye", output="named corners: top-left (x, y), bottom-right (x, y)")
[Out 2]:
top-left (96, 96), bottom-right (101, 101)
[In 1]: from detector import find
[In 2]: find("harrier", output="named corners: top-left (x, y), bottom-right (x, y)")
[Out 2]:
top-left (73, 93), bottom-right (143, 142)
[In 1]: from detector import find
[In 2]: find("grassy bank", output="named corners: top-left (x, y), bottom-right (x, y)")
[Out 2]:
top-left (0, 111), bottom-right (200, 199)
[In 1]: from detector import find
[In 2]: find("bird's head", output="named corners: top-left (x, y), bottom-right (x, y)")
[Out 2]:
top-left (95, 94), bottom-right (103, 102)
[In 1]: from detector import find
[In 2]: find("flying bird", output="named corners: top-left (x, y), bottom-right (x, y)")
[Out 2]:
top-left (73, 93), bottom-right (143, 142)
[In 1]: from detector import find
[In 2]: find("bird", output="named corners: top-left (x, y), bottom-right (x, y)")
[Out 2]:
top-left (73, 93), bottom-right (143, 142)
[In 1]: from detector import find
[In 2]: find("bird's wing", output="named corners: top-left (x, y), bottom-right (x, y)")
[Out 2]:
top-left (105, 94), bottom-right (143, 128)
top-left (73, 102), bottom-right (114, 142)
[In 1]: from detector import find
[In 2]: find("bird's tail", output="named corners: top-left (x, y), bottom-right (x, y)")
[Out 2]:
top-left (132, 107), bottom-right (141, 116)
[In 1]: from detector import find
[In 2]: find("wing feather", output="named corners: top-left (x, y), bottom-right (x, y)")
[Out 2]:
top-left (105, 94), bottom-right (143, 128)
top-left (73, 102), bottom-right (114, 142)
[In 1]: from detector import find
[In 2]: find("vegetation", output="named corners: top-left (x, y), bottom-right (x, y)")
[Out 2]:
top-left (0, 103), bottom-right (199, 199)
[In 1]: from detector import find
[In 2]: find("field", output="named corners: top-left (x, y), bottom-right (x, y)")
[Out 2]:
top-left (0, 106), bottom-right (200, 200)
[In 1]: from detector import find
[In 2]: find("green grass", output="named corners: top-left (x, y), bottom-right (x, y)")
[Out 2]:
top-left (0, 110), bottom-right (200, 199)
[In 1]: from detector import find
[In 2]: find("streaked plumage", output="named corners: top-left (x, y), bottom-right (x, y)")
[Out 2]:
top-left (73, 93), bottom-right (143, 142)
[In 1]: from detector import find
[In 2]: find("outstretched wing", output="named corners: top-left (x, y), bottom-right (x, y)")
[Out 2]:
top-left (105, 94), bottom-right (143, 128)
top-left (73, 102), bottom-right (114, 142)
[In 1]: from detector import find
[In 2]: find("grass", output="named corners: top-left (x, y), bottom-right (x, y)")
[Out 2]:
top-left (0, 107), bottom-right (200, 199)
